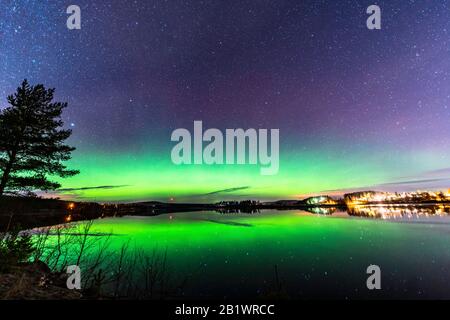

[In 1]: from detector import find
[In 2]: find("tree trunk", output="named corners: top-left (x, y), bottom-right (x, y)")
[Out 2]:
top-left (0, 167), bottom-right (11, 196)
top-left (0, 151), bottom-right (16, 196)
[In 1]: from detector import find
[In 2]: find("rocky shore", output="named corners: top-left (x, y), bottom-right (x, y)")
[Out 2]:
top-left (0, 261), bottom-right (81, 300)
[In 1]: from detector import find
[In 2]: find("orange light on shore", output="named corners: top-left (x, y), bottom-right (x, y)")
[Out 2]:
top-left (68, 203), bottom-right (75, 210)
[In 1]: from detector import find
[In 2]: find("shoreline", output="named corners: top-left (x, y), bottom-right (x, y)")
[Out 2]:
top-left (2, 195), bottom-right (450, 230)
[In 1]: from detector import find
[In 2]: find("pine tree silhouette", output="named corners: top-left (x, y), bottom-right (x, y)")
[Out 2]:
top-left (0, 80), bottom-right (79, 196)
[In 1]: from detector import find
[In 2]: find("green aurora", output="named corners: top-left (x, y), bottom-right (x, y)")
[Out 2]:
top-left (53, 142), bottom-right (449, 202)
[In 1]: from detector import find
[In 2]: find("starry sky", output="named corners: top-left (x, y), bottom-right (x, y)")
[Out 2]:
top-left (2, 0), bottom-right (450, 202)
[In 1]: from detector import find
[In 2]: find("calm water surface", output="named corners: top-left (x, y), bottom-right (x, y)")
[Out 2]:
top-left (49, 208), bottom-right (450, 299)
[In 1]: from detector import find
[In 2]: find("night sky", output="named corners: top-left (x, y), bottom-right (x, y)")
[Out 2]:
top-left (2, 0), bottom-right (450, 202)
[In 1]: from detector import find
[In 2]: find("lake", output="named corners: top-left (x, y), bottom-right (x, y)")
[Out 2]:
top-left (38, 207), bottom-right (450, 299)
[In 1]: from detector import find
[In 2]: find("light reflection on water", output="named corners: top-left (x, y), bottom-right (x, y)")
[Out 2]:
top-left (302, 204), bottom-right (450, 220)
top-left (41, 205), bottom-right (450, 299)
